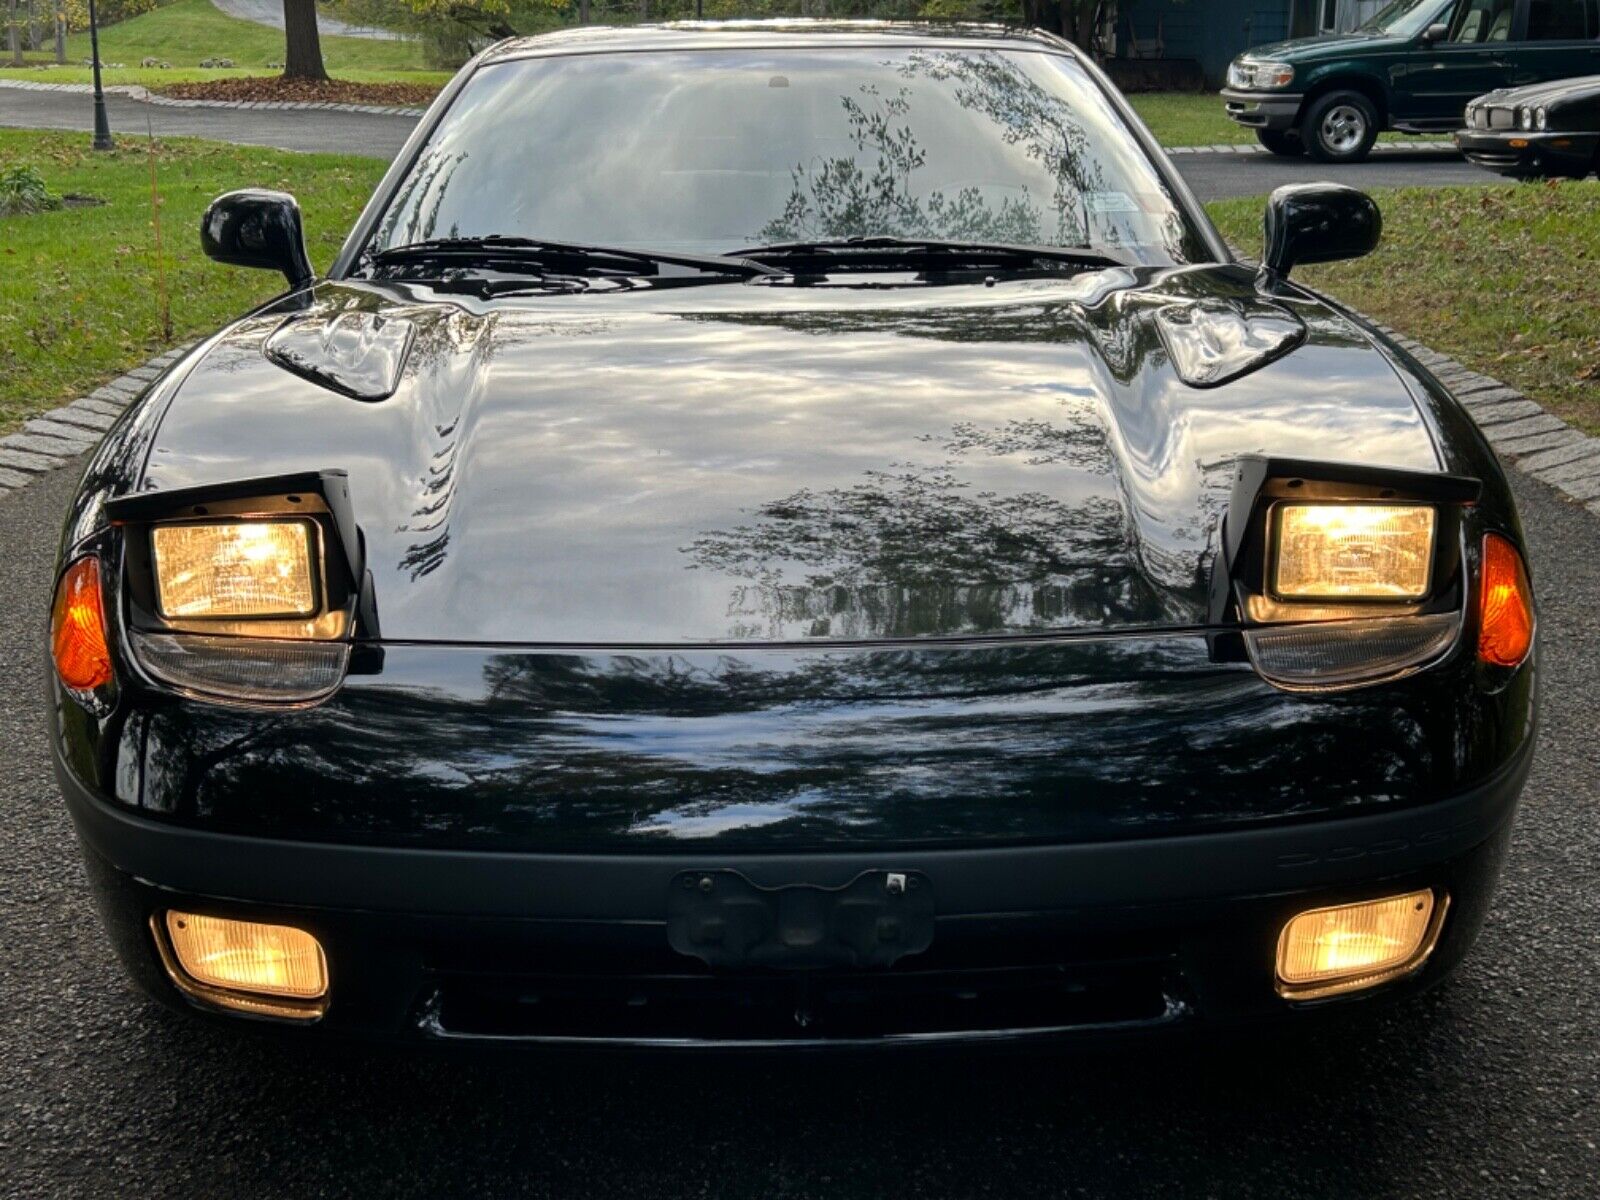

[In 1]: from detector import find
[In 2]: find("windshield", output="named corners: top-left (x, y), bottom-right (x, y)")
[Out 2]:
top-left (368, 47), bottom-right (1209, 268)
top-left (1358, 0), bottom-right (1453, 36)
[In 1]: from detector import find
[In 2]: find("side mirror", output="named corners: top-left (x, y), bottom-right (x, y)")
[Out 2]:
top-left (1420, 21), bottom-right (1449, 43)
top-left (1261, 183), bottom-right (1381, 280)
top-left (200, 189), bottom-right (314, 291)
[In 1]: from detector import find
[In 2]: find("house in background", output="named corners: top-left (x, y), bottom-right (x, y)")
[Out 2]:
top-left (1104, 0), bottom-right (1391, 90)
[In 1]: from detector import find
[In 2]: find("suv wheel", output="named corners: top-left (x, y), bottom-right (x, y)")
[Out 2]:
top-left (1256, 129), bottom-right (1304, 157)
top-left (1301, 91), bottom-right (1380, 163)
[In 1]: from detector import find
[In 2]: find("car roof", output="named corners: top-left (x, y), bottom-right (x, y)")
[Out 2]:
top-left (479, 19), bottom-right (1075, 65)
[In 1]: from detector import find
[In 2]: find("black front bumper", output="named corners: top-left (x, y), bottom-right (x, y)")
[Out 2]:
top-left (1220, 89), bottom-right (1305, 132)
top-left (61, 743), bottom-right (1530, 1047)
top-left (1454, 128), bottom-right (1600, 177)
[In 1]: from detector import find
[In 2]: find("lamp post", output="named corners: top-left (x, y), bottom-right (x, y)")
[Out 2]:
top-left (86, 0), bottom-right (112, 150)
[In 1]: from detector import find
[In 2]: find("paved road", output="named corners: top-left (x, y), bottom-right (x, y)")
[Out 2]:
top-left (0, 88), bottom-right (1493, 199)
top-left (209, 0), bottom-right (409, 41)
top-left (1173, 147), bottom-right (1490, 200)
top-left (0, 87), bottom-right (419, 160)
top-left (2, 452), bottom-right (1598, 1198)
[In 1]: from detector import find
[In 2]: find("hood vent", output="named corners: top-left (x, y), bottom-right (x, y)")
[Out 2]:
top-left (1154, 299), bottom-right (1304, 388)
top-left (266, 309), bottom-right (416, 401)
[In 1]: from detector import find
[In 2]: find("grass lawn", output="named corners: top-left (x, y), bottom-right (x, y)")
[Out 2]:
top-left (0, 129), bottom-right (386, 434)
top-left (0, 0), bottom-right (442, 85)
top-left (1208, 182), bottom-right (1600, 435)
top-left (1127, 91), bottom-right (1408, 148)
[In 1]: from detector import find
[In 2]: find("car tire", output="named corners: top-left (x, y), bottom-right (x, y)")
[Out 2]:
top-left (1301, 91), bottom-right (1380, 163)
top-left (1256, 129), bottom-right (1304, 157)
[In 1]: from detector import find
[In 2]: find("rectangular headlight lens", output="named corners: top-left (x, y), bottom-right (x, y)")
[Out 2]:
top-left (152, 519), bottom-right (318, 619)
top-left (1272, 503), bottom-right (1436, 600)
top-left (1277, 890), bottom-right (1440, 999)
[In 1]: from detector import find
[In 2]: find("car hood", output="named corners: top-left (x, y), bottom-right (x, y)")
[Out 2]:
top-left (1477, 73), bottom-right (1600, 107)
top-left (139, 266), bottom-right (1439, 645)
top-left (1240, 32), bottom-right (1402, 63)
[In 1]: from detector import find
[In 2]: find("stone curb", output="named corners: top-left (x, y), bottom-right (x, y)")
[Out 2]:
top-left (0, 345), bottom-right (194, 501)
top-left (1356, 322), bottom-right (1600, 517)
top-left (0, 77), bottom-right (425, 117)
top-left (1165, 139), bottom-right (1458, 156)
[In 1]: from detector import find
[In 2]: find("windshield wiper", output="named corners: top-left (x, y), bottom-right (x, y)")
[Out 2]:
top-left (728, 236), bottom-right (1134, 271)
top-left (370, 235), bottom-right (783, 279)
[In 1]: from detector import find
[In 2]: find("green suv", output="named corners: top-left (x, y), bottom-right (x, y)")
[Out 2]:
top-left (1222, 0), bottom-right (1600, 161)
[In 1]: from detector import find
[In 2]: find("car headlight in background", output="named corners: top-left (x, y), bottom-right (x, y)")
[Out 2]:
top-left (1534, 107), bottom-right (1548, 131)
top-left (1271, 503), bottom-right (1436, 600)
top-left (1518, 106), bottom-right (1533, 130)
top-left (1228, 59), bottom-right (1294, 89)
top-left (152, 519), bottom-right (319, 619)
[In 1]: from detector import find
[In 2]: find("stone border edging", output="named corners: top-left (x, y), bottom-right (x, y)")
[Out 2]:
top-left (1362, 321), bottom-right (1600, 515)
top-left (0, 77), bottom-right (425, 117)
top-left (0, 345), bottom-right (193, 497)
top-left (1167, 139), bottom-right (1458, 155)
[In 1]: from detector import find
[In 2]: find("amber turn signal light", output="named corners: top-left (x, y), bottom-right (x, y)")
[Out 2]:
top-left (51, 556), bottom-right (112, 694)
top-left (1276, 890), bottom-right (1447, 1000)
top-left (155, 911), bottom-right (328, 1020)
top-left (1478, 533), bottom-right (1534, 668)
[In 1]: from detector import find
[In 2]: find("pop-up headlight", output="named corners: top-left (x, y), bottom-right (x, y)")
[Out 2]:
top-left (1210, 458), bottom-right (1482, 693)
top-left (107, 470), bottom-right (371, 706)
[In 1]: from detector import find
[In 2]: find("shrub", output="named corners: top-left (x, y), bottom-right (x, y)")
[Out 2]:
top-left (0, 165), bottom-right (63, 216)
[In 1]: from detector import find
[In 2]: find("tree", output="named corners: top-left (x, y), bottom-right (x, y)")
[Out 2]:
top-left (1056, 0), bottom-right (1106, 52)
top-left (282, 0), bottom-right (328, 81)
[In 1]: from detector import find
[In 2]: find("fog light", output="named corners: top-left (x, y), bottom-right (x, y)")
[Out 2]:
top-left (157, 912), bottom-right (328, 1020)
top-left (1275, 890), bottom-right (1446, 1000)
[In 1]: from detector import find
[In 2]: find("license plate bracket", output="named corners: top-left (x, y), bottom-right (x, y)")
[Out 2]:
top-left (667, 869), bottom-right (934, 970)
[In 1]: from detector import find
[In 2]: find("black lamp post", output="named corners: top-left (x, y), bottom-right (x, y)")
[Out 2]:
top-left (86, 0), bottom-right (113, 151)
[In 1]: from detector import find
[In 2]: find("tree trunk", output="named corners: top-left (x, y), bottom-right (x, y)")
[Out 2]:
top-left (1056, 1), bottom-right (1097, 50)
top-left (53, 0), bottom-right (63, 63)
top-left (282, 0), bottom-right (328, 81)
top-left (7, 0), bottom-right (20, 68)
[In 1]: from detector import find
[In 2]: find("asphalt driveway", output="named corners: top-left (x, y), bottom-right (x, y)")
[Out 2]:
top-left (2, 451), bottom-right (1597, 1198)
top-left (0, 87), bottom-right (1491, 200)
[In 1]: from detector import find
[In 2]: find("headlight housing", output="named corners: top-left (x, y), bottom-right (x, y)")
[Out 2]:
top-left (1518, 106), bottom-right (1533, 131)
top-left (1211, 458), bottom-right (1483, 693)
top-left (1534, 106), bottom-right (1548, 131)
top-left (105, 470), bottom-right (367, 705)
top-left (1229, 59), bottom-right (1295, 89)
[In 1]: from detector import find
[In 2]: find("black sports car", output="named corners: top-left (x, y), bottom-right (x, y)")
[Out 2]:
top-left (50, 22), bottom-right (1537, 1046)
top-left (1457, 75), bottom-right (1600, 178)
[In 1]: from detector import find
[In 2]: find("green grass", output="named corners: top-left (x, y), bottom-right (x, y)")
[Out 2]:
top-left (0, 0), bottom-right (440, 83)
top-left (0, 129), bottom-right (387, 434)
top-left (1127, 91), bottom-right (1407, 148)
top-left (1208, 182), bottom-right (1600, 435)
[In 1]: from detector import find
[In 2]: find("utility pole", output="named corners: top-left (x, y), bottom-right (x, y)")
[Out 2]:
top-left (87, 0), bottom-right (112, 150)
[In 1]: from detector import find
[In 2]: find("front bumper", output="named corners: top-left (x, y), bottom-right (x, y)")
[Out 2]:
top-left (1454, 128), bottom-right (1600, 177)
top-left (1220, 89), bottom-right (1305, 131)
top-left (61, 742), bottom-right (1530, 1047)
